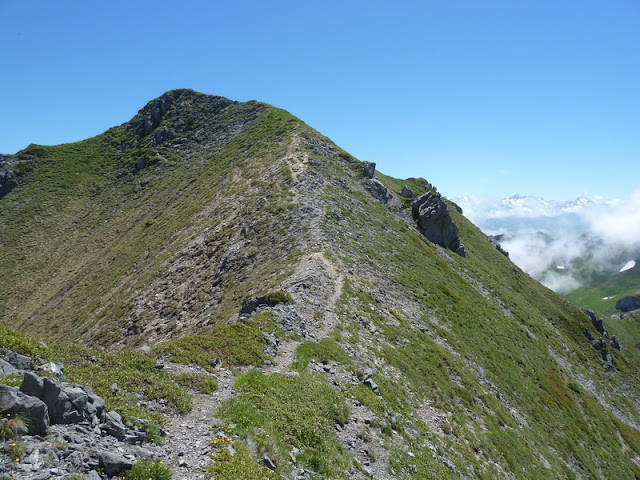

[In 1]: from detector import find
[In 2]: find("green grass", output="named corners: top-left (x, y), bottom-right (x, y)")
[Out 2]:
top-left (152, 315), bottom-right (276, 370)
top-left (375, 171), bottom-right (432, 197)
top-left (0, 96), bottom-right (305, 346)
top-left (2, 90), bottom-right (640, 479)
top-left (170, 372), bottom-right (218, 394)
top-left (218, 370), bottom-right (351, 478)
top-left (292, 337), bottom-right (353, 371)
top-left (49, 345), bottom-right (192, 425)
top-left (124, 460), bottom-right (172, 480)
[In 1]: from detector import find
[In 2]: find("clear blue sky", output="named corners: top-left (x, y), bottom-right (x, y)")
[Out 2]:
top-left (1, 1), bottom-right (638, 201)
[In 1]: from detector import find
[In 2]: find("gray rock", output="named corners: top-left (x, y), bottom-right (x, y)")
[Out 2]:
top-left (87, 471), bottom-right (102, 480)
top-left (239, 296), bottom-right (276, 317)
top-left (0, 358), bottom-right (18, 376)
top-left (0, 385), bottom-right (50, 435)
top-left (0, 168), bottom-right (18, 200)
top-left (400, 185), bottom-right (418, 199)
top-left (365, 179), bottom-right (392, 204)
top-left (412, 191), bottom-right (466, 257)
top-left (261, 455), bottom-right (276, 471)
top-left (615, 296), bottom-right (640, 313)
top-left (88, 392), bottom-right (106, 418)
top-left (42, 377), bottom-right (74, 424)
top-left (98, 450), bottom-right (133, 477)
top-left (611, 336), bottom-right (621, 350)
top-left (364, 378), bottom-right (379, 395)
top-left (6, 350), bottom-right (32, 370)
top-left (362, 161), bottom-right (376, 179)
top-left (38, 361), bottom-right (64, 378)
top-left (584, 329), bottom-right (595, 342)
top-left (582, 309), bottom-right (608, 337)
top-left (101, 410), bottom-right (127, 440)
top-left (65, 386), bottom-right (89, 411)
top-left (21, 371), bottom-right (45, 398)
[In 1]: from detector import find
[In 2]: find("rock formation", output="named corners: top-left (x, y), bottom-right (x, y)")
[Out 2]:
top-left (412, 191), bottom-right (466, 257)
top-left (615, 296), bottom-right (640, 312)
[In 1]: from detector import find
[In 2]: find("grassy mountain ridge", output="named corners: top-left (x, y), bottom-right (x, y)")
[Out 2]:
top-left (2, 89), bottom-right (640, 479)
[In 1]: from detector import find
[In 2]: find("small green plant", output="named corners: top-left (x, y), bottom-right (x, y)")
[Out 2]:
top-left (0, 413), bottom-right (26, 439)
top-left (171, 372), bottom-right (218, 394)
top-left (207, 433), bottom-right (277, 479)
top-left (7, 439), bottom-right (27, 461)
top-left (124, 459), bottom-right (172, 480)
top-left (568, 379), bottom-right (582, 394)
top-left (265, 290), bottom-right (293, 305)
top-left (0, 373), bottom-right (22, 387)
top-left (142, 421), bottom-right (164, 445)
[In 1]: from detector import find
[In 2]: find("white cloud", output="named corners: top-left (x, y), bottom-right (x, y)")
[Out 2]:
top-left (580, 189), bottom-right (640, 247)
top-left (456, 189), bottom-right (640, 293)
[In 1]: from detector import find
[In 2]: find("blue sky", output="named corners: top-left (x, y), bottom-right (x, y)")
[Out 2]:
top-left (1, 1), bottom-right (638, 201)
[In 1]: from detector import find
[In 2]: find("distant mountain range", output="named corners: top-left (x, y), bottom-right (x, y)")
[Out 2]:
top-left (458, 193), bottom-right (640, 314)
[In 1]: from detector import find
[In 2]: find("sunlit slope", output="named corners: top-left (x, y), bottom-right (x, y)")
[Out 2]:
top-left (0, 91), bottom-right (305, 344)
top-left (1, 89), bottom-right (639, 478)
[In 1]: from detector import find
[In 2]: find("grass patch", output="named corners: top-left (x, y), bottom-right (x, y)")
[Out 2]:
top-left (292, 337), bottom-right (353, 371)
top-left (152, 317), bottom-right (273, 370)
top-left (124, 460), bottom-right (172, 480)
top-left (50, 345), bottom-right (191, 425)
top-left (218, 370), bottom-right (351, 477)
top-left (170, 372), bottom-right (218, 394)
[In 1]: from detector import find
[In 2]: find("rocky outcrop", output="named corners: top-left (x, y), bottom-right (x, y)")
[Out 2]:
top-left (582, 309), bottom-right (608, 337)
top-left (615, 296), bottom-right (640, 312)
top-left (365, 179), bottom-right (392, 204)
top-left (412, 191), bottom-right (466, 257)
top-left (239, 295), bottom-right (280, 317)
top-left (362, 161), bottom-right (376, 179)
top-left (400, 185), bottom-right (418, 199)
top-left (0, 168), bottom-right (18, 200)
top-left (0, 348), bottom-right (166, 478)
top-left (0, 385), bottom-right (50, 435)
top-left (611, 336), bottom-right (621, 350)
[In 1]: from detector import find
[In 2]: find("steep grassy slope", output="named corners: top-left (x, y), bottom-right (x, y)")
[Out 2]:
top-left (0, 90), bottom-right (305, 345)
top-left (1, 90), bottom-right (640, 479)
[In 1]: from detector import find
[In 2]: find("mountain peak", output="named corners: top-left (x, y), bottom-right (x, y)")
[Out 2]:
top-left (1, 91), bottom-right (639, 479)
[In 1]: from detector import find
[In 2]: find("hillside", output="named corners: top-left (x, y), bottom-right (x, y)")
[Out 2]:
top-left (1, 89), bottom-right (640, 479)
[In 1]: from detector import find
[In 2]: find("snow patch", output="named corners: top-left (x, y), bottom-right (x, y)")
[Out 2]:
top-left (620, 260), bottom-right (636, 273)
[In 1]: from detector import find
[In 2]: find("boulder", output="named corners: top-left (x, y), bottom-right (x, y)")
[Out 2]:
top-left (88, 392), bottom-right (106, 418)
top-left (615, 296), bottom-right (640, 313)
top-left (101, 410), bottom-right (127, 440)
top-left (0, 169), bottom-right (18, 200)
top-left (41, 378), bottom-right (69, 423)
top-left (582, 309), bottom-right (608, 337)
top-left (0, 358), bottom-right (18, 376)
top-left (412, 191), bottom-right (466, 257)
top-left (5, 350), bottom-right (32, 370)
top-left (611, 336), bottom-right (621, 350)
top-left (0, 385), bottom-right (50, 435)
top-left (362, 161), bottom-right (376, 179)
top-left (20, 371), bottom-right (45, 398)
top-left (400, 185), bottom-right (418, 199)
top-left (240, 296), bottom-right (276, 317)
top-left (98, 450), bottom-right (133, 477)
top-left (365, 179), bottom-right (392, 204)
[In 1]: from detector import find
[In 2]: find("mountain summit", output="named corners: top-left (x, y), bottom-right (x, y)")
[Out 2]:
top-left (1, 90), bottom-right (639, 479)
